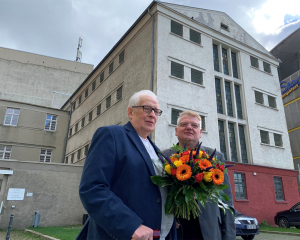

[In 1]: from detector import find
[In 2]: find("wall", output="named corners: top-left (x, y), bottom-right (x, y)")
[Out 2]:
top-left (0, 160), bottom-right (84, 229)
top-left (0, 47), bottom-right (93, 108)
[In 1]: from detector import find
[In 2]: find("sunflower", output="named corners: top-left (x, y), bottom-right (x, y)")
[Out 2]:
top-left (174, 160), bottom-right (182, 168)
top-left (176, 165), bottom-right (192, 181)
top-left (198, 159), bottom-right (212, 170)
top-left (164, 164), bottom-right (172, 174)
top-left (212, 169), bottom-right (224, 185)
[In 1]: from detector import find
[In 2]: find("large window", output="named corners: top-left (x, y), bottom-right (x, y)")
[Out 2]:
top-left (171, 20), bottom-right (183, 37)
top-left (222, 48), bottom-right (229, 75)
top-left (228, 122), bottom-right (238, 162)
top-left (238, 125), bottom-right (248, 163)
top-left (215, 78), bottom-right (223, 114)
top-left (235, 85), bottom-right (243, 119)
top-left (273, 177), bottom-right (284, 201)
top-left (116, 86), bottom-right (123, 101)
top-left (190, 29), bottom-right (201, 44)
top-left (250, 56), bottom-right (259, 68)
top-left (0, 145), bottom-right (12, 160)
top-left (225, 82), bottom-right (233, 117)
top-left (231, 52), bottom-right (238, 78)
top-left (213, 44), bottom-right (219, 72)
top-left (45, 114), bottom-right (57, 131)
top-left (39, 149), bottom-right (52, 163)
top-left (4, 108), bottom-right (20, 126)
top-left (191, 69), bottom-right (203, 85)
top-left (218, 120), bottom-right (227, 158)
top-left (171, 61), bottom-right (184, 79)
top-left (234, 173), bottom-right (247, 199)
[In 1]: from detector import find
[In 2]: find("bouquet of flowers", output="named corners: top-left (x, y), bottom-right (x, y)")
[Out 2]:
top-left (151, 142), bottom-right (234, 220)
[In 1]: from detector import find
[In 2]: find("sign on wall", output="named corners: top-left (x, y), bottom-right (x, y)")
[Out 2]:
top-left (280, 75), bottom-right (300, 98)
top-left (7, 188), bottom-right (25, 201)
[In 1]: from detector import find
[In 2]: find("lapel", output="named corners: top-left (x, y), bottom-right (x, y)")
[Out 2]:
top-left (124, 121), bottom-right (156, 176)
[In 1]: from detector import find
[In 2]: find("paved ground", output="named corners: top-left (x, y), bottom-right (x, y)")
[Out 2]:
top-left (0, 230), bottom-right (41, 239)
top-left (236, 232), bottom-right (300, 240)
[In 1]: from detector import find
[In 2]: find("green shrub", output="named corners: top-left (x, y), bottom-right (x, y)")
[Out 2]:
top-left (259, 219), bottom-right (270, 227)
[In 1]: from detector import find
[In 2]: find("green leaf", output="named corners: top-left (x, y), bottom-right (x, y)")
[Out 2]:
top-left (199, 181), bottom-right (207, 190)
top-left (216, 184), bottom-right (228, 191)
top-left (183, 187), bottom-right (194, 203)
top-left (220, 192), bottom-right (230, 202)
top-left (165, 194), bottom-right (174, 214)
top-left (175, 193), bottom-right (185, 207)
top-left (151, 176), bottom-right (173, 187)
top-left (223, 168), bottom-right (228, 175)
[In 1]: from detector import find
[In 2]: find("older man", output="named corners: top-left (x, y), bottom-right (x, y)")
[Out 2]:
top-left (77, 90), bottom-right (176, 240)
top-left (162, 111), bottom-right (235, 240)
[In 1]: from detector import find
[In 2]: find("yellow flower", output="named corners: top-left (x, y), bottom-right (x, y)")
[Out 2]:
top-left (203, 171), bottom-right (212, 182)
top-left (174, 160), bottom-right (182, 168)
top-left (164, 164), bottom-right (172, 174)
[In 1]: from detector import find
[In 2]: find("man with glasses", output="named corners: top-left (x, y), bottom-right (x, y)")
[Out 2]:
top-left (162, 111), bottom-right (235, 240)
top-left (77, 90), bottom-right (176, 240)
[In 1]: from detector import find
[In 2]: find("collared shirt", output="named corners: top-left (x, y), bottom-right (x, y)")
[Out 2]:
top-left (139, 136), bottom-right (174, 240)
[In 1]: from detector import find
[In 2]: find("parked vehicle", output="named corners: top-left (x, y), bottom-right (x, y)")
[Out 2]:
top-left (274, 202), bottom-right (300, 228)
top-left (235, 210), bottom-right (260, 240)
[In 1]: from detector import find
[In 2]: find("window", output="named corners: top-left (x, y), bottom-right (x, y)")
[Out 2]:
top-left (75, 123), bottom-right (78, 133)
top-left (274, 133), bottom-right (283, 147)
top-left (77, 149), bottom-right (81, 160)
top-left (65, 156), bottom-right (68, 164)
top-left (274, 177), bottom-right (284, 201)
top-left (100, 72), bottom-right (104, 83)
top-left (263, 62), bottom-right (271, 73)
top-left (235, 85), bottom-right (243, 119)
top-left (69, 128), bottom-right (72, 137)
top-left (119, 50), bottom-right (125, 64)
top-left (231, 52), bottom-right (238, 78)
top-left (234, 173), bottom-right (247, 199)
top-left (260, 130), bottom-right (269, 144)
top-left (109, 62), bottom-right (114, 74)
top-left (0, 145), bottom-right (12, 160)
top-left (92, 81), bottom-right (96, 91)
top-left (190, 29), bottom-right (201, 44)
top-left (78, 95), bottom-right (82, 105)
top-left (97, 104), bottom-right (101, 115)
top-left (81, 117), bottom-right (85, 128)
top-left (85, 88), bottom-right (88, 98)
top-left (228, 123), bottom-right (238, 162)
top-left (71, 153), bottom-right (74, 163)
top-left (225, 82), bottom-right (233, 117)
top-left (221, 23), bottom-right (228, 31)
top-left (215, 78), bottom-right (223, 114)
top-left (213, 44), bottom-right (219, 72)
top-left (117, 86), bottom-right (123, 100)
top-left (171, 20), bottom-right (183, 37)
top-left (238, 125), bottom-right (248, 163)
top-left (171, 61), bottom-right (184, 79)
top-left (106, 96), bottom-right (111, 109)
top-left (250, 56), bottom-right (259, 68)
top-left (171, 109), bottom-right (182, 125)
top-left (268, 96), bottom-right (276, 109)
top-left (89, 111), bottom-right (93, 122)
top-left (218, 120), bottom-right (227, 158)
top-left (191, 69), bottom-right (203, 85)
top-left (200, 116), bottom-right (206, 132)
top-left (222, 48), bottom-right (229, 75)
top-left (255, 91), bottom-right (264, 104)
top-left (39, 149), bottom-right (52, 163)
top-left (4, 108), bottom-right (20, 126)
top-left (45, 114), bottom-right (57, 131)
top-left (84, 144), bottom-right (89, 156)
top-left (73, 101), bottom-right (76, 110)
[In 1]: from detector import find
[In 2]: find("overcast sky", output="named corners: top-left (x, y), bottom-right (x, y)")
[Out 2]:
top-left (1, 0), bottom-right (300, 67)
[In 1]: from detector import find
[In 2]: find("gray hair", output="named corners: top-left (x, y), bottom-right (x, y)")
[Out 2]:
top-left (177, 111), bottom-right (202, 129)
top-left (128, 90), bottom-right (157, 108)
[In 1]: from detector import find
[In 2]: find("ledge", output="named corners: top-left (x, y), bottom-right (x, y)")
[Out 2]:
top-left (25, 229), bottom-right (60, 240)
top-left (169, 75), bottom-right (205, 88)
top-left (275, 200), bottom-right (288, 204)
top-left (170, 32), bottom-right (203, 48)
top-left (260, 143), bottom-right (284, 149)
top-left (235, 199), bottom-right (249, 202)
top-left (255, 102), bottom-right (278, 111)
top-left (250, 66), bottom-right (273, 76)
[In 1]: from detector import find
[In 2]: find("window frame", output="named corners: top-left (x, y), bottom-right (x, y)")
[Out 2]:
top-left (274, 133), bottom-right (283, 147)
top-left (119, 50), bottom-right (125, 64)
top-left (234, 172), bottom-right (247, 199)
top-left (116, 86), bottom-right (123, 101)
top-left (255, 91), bottom-right (264, 105)
top-left (85, 88), bottom-right (89, 98)
top-left (190, 29), bottom-right (201, 44)
top-left (171, 61), bottom-right (184, 79)
top-left (97, 104), bottom-right (101, 116)
top-left (250, 56), bottom-right (259, 68)
top-left (171, 20), bottom-right (183, 37)
top-left (268, 95), bottom-right (277, 109)
top-left (44, 114), bottom-right (58, 132)
top-left (78, 95), bottom-right (82, 105)
top-left (89, 111), bottom-right (93, 122)
top-left (100, 72), bottom-right (104, 84)
top-left (39, 149), bottom-right (52, 163)
top-left (92, 81), bottom-right (96, 91)
top-left (273, 176), bottom-right (285, 201)
top-left (260, 130), bottom-right (270, 144)
top-left (191, 68), bottom-right (203, 85)
top-left (109, 62), bottom-right (114, 75)
top-left (106, 96), bottom-right (111, 109)
top-left (220, 23), bottom-right (229, 31)
top-left (263, 61), bottom-right (271, 74)
top-left (4, 108), bottom-right (20, 126)
top-left (81, 117), bottom-right (85, 128)
top-left (0, 145), bottom-right (12, 160)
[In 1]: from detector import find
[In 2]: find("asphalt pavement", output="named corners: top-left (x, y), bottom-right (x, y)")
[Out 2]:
top-left (237, 232), bottom-right (300, 240)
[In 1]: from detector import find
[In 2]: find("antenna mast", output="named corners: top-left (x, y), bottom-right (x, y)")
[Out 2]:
top-left (76, 37), bottom-right (83, 62)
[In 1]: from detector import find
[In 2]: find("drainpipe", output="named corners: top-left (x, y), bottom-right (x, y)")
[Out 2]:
top-left (62, 99), bottom-right (72, 163)
top-left (148, 7), bottom-right (154, 91)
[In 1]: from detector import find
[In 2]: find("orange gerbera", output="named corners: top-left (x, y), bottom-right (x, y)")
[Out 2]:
top-left (212, 169), bottom-right (224, 185)
top-left (198, 159), bottom-right (212, 170)
top-left (179, 154), bottom-right (190, 164)
top-left (176, 165), bottom-right (192, 181)
top-left (170, 156), bottom-right (177, 162)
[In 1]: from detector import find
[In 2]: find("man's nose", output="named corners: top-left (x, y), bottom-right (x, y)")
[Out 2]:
top-left (148, 109), bottom-right (156, 117)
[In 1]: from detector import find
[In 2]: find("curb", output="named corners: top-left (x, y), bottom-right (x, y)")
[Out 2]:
top-left (260, 230), bottom-right (300, 236)
top-left (25, 229), bottom-right (60, 240)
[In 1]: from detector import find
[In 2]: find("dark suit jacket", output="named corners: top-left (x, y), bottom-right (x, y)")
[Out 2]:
top-left (162, 145), bottom-right (235, 240)
top-left (77, 121), bottom-right (176, 240)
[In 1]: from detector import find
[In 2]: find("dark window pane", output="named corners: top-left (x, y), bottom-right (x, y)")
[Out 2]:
top-left (71, 153), bottom-right (74, 163)
top-left (260, 130), bottom-right (269, 144)
top-left (268, 96), bottom-right (276, 108)
top-left (106, 96), bottom-right (111, 109)
top-left (92, 81), bottom-right (96, 91)
top-left (81, 117), bottom-right (85, 127)
top-left (85, 89), bottom-right (88, 98)
top-left (238, 125), bottom-right (248, 163)
top-left (97, 104), bottom-right (101, 115)
top-left (171, 61), bottom-right (184, 79)
top-left (225, 82), bottom-right (233, 117)
top-left (84, 144), bottom-right (89, 156)
top-left (65, 156), bottom-right (68, 164)
top-left (228, 122), bottom-right (238, 162)
top-left (171, 109), bottom-right (182, 125)
top-left (191, 69), bottom-right (203, 85)
top-left (117, 86), bottom-right (123, 100)
top-left (255, 91), bottom-right (264, 104)
top-left (200, 115), bottom-right (206, 131)
top-left (263, 62), bottom-right (271, 73)
top-left (89, 111), bottom-right (93, 122)
top-left (273, 177), bottom-right (284, 201)
top-left (250, 56), bottom-right (259, 68)
top-left (69, 128), bottom-right (72, 137)
top-left (234, 172), bottom-right (247, 199)
top-left (231, 52), bottom-right (238, 78)
top-left (109, 62), bottom-right (114, 74)
top-left (213, 44), bottom-right (219, 72)
top-left (221, 23), bottom-right (228, 30)
top-left (79, 95), bottom-right (82, 105)
top-left (274, 133), bottom-right (282, 147)
top-left (77, 149), bottom-right (81, 160)
top-left (100, 72), bottom-right (104, 83)
top-left (215, 78), bottom-right (223, 114)
top-left (190, 29), bottom-right (200, 44)
top-left (75, 123), bottom-right (78, 133)
top-left (171, 20), bottom-right (183, 36)
top-left (73, 102), bottom-right (76, 110)
top-left (119, 50), bottom-right (125, 64)
top-left (222, 48), bottom-right (229, 75)
top-left (235, 85), bottom-right (243, 119)
top-left (218, 120), bottom-right (227, 158)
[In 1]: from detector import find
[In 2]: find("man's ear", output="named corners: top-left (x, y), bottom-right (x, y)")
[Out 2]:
top-left (199, 128), bottom-right (203, 138)
top-left (175, 127), bottom-right (178, 136)
top-left (128, 107), bottom-right (133, 120)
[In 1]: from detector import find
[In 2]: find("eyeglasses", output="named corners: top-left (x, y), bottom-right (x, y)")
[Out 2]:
top-left (178, 122), bottom-right (200, 129)
top-left (132, 105), bottom-right (163, 116)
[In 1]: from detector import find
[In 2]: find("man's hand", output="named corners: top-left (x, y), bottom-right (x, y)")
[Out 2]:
top-left (131, 225), bottom-right (153, 240)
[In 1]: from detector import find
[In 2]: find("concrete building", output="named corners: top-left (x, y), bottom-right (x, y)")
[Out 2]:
top-left (62, 1), bottom-right (299, 225)
top-left (0, 99), bottom-right (69, 164)
top-left (0, 47), bottom-right (93, 109)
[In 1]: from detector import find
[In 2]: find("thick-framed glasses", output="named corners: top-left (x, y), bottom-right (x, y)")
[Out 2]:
top-left (132, 105), bottom-right (163, 116)
top-left (178, 122), bottom-right (200, 129)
